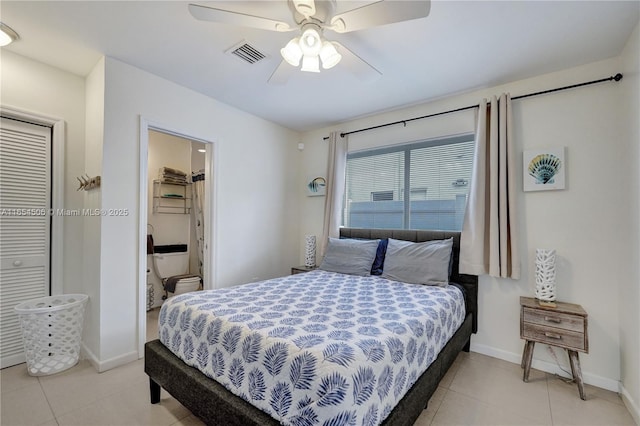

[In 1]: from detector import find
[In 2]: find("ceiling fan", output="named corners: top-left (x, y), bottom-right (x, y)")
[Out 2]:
top-left (188, 0), bottom-right (431, 84)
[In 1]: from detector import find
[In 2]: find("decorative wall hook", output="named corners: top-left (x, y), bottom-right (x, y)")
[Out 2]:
top-left (77, 174), bottom-right (101, 191)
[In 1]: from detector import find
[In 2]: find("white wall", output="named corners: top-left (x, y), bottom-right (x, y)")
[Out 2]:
top-left (299, 57), bottom-right (632, 393)
top-left (3, 52), bottom-right (301, 370)
top-left (0, 50), bottom-right (110, 366)
top-left (618, 20), bottom-right (640, 424)
top-left (94, 57), bottom-right (301, 367)
top-left (0, 51), bottom-right (86, 296)
top-left (82, 57), bottom-right (105, 358)
top-left (5, 35), bottom-right (636, 417)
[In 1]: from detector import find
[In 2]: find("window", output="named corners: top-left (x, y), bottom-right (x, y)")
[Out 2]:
top-left (371, 191), bottom-right (394, 201)
top-left (408, 188), bottom-right (428, 200)
top-left (344, 134), bottom-right (475, 231)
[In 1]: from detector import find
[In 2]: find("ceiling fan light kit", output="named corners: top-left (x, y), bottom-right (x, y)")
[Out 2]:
top-left (189, 0), bottom-right (430, 82)
top-left (301, 54), bottom-right (320, 73)
top-left (281, 37), bottom-right (303, 66)
top-left (301, 26), bottom-right (321, 53)
top-left (281, 23), bottom-right (342, 72)
top-left (0, 22), bottom-right (19, 46)
top-left (319, 41), bottom-right (341, 69)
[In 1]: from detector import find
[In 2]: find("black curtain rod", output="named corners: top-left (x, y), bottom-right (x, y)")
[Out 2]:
top-left (323, 73), bottom-right (623, 140)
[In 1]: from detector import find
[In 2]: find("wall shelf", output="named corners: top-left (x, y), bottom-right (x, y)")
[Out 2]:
top-left (153, 180), bottom-right (191, 214)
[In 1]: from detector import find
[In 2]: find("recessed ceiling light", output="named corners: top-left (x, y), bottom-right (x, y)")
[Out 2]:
top-left (0, 22), bottom-right (19, 47)
top-left (197, 149), bottom-right (206, 153)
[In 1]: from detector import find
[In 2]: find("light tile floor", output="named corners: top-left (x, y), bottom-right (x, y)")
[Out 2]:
top-left (1, 309), bottom-right (635, 426)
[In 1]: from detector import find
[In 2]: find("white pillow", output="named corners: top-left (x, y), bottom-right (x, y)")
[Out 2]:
top-left (381, 238), bottom-right (453, 286)
top-left (319, 237), bottom-right (379, 276)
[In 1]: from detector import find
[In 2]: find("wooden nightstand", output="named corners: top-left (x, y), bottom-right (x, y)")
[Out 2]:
top-left (291, 265), bottom-right (317, 275)
top-left (520, 296), bottom-right (589, 400)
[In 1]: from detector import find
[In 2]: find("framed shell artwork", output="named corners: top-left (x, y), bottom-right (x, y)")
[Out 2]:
top-left (306, 176), bottom-right (326, 196)
top-left (523, 147), bottom-right (565, 192)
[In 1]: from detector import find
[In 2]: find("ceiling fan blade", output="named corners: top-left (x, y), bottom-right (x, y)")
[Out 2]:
top-left (268, 60), bottom-right (296, 85)
top-left (330, 0), bottom-right (431, 33)
top-left (189, 4), bottom-right (293, 32)
top-left (334, 42), bottom-right (382, 82)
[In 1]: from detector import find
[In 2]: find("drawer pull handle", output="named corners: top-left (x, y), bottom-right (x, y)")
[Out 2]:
top-left (545, 332), bottom-right (562, 339)
top-left (544, 316), bottom-right (561, 324)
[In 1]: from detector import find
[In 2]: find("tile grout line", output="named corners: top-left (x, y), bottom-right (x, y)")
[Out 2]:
top-left (37, 375), bottom-right (60, 425)
top-left (545, 373), bottom-right (555, 426)
top-left (427, 356), bottom-right (460, 425)
top-left (428, 388), bottom-right (448, 425)
top-left (448, 356), bottom-right (555, 425)
top-left (38, 360), bottom-right (148, 421)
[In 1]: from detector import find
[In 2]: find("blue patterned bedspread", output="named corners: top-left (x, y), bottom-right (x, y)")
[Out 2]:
top-left (158, 270), bottom-right (465, 426)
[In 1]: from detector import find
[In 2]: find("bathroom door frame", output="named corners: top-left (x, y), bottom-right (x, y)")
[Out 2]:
top-left (138, 117), bottom-right (218, 357)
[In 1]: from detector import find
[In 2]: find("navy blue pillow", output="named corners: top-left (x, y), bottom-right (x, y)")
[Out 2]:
top-left (371, 238), bottom-right (388, 275)
top-left (339, 237), bottom-right (388, 275)
top-left (448, 248), bottom-right (455, 280)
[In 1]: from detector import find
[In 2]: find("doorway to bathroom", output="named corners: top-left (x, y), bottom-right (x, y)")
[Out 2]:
top-left (146, 131), bottom-right (206, 309)
top-left (138, 119), bottom-right (217, 355)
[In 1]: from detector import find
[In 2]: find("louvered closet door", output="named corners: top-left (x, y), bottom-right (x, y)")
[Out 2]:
top-left (0, 117), bottom-right (51, 368)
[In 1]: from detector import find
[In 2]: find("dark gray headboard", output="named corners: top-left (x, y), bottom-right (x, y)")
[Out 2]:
top-left (339, 227), bottom-right (478, 334)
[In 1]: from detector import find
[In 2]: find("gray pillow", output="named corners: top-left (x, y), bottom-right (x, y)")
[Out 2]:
top-left (319, 237), bottom-right (380, 276)
top-left (381, 238), bottom-right (453, 286)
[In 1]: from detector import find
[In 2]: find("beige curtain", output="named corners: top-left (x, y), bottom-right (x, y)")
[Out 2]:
top-left (320, 131), bottom-right (348, 257)
top-left (460, 94), bottom-right (520, 279)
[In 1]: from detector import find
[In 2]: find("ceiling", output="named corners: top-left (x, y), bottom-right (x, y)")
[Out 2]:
top-left (2, 1), bottom-right (638, 132)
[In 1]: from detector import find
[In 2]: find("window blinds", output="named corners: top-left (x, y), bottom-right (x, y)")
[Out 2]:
top-left (344, 135), bottom-right (474, 231)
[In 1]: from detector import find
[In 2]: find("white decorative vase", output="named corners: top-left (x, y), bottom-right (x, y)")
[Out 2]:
top-left (304, 235), bottom-right (316, 268)
top-left (535, 249), bottom-right (556, 302)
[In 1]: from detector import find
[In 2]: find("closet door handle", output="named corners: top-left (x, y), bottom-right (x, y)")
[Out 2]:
top-left (13, 260), bottom-right (22, 267)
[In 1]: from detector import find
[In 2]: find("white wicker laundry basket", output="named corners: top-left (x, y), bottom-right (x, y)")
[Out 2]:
top-left (14, 294), bottom-right (88, 376)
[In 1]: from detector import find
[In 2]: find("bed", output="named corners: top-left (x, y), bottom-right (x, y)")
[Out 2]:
top-left (145, 228), bottom-right (478, 425)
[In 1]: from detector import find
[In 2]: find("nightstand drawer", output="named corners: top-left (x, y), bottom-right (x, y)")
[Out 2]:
top-left (522, 323), bottom-right (586, 351)
top-left (523, 307), bottom-right (584, 332)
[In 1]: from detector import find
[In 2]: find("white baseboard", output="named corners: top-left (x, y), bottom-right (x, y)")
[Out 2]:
top-left (470, 342), bottom-right (620, 393)
top-left (80, 342), bottom-right (98, 369)
top-left (1, 353), bottom-right (26, 369)
top-left (81, 343), bottom-right (139, 373)
top-left (620, 384), bottom-right (640, 426)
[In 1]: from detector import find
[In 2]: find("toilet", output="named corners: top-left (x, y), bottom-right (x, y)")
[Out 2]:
top-left (152, 245), bottom-right (201, 298)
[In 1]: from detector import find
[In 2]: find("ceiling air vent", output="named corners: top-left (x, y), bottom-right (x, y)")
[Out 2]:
top-left (226, 41), bottom-right (267, 64)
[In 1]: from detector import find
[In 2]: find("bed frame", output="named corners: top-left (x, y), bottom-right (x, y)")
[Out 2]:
top-left (145, 228), bottom-right (478, 425)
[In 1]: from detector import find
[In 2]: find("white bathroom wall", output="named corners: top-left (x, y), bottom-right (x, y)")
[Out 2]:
top-left (146, 130), bottom-right (193, 308)
top-left (191, 142), bottom-right (206, 173)
top-left (147, 131), bottom-right (192, 244)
